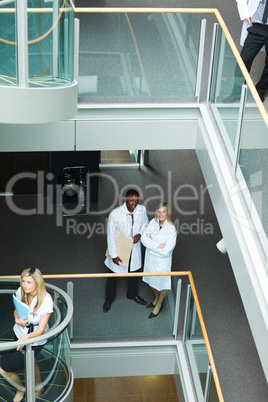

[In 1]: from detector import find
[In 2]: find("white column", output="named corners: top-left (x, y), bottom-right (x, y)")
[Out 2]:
top-left (16, 0), bottom-right (29, 87)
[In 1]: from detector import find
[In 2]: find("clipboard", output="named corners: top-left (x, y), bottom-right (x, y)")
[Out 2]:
top-left (106, 231), bottom-right (133, 268)
top-left (13, 294), bottom-right (30, 319)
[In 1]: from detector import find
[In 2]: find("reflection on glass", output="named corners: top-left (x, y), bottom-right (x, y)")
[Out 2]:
top-left (0, 2), bottom-right (17, 86)
top-left (78, 13), bottom-right (203, 103)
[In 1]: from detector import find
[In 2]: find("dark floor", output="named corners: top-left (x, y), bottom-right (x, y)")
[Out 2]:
top-left (0, 150), bottom-right (267, 401)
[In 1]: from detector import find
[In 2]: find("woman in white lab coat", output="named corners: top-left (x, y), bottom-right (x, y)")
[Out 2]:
top-left (141, 202), bottom-right (177, 319)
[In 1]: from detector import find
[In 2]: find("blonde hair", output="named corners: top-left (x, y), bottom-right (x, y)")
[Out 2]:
top-left (20, 268), bottom-right (46, 313)
top-left (154, 202), bottom-right (173, 224)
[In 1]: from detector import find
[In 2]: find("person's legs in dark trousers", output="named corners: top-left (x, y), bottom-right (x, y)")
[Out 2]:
top-left (240, 26), bottom-right (264, 73)
top-left (126, 255), bottom-right (147, 304)
top-left (256, 33), bottom-right (268, 95)
top-left (126, 253), bottom-right (138, 299)
top-left (103, 269), bottom-right (117, 312)
top-left (105, 270), bottom-right (117, 301)
top-left (226, 25), bottom-right (264, 100)
top-left (126, 268), bottom-right (141, 299)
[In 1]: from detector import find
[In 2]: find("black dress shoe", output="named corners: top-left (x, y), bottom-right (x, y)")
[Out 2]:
top-left (146, 302), bottom-right (156, 308)
top-left (103, 300), bottom-right (112, 313)
top-left (148, 305), bottom-right (163, 319)
top-left (128, 295), bottom-right (147, 305)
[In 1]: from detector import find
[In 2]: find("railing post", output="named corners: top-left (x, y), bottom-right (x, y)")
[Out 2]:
top-left (53, 0), bottom-right (60, 77)
top-left (172, 279), bottom-right (182, 339)
top-left (67, 281), bottom-right (74, 339)
top-left (16, 0), bottom-right (29, 87)
top-left (207, 23), bottom-right (218, 103)
top-left (204, 364), bottom-right (212, 402)
top-left (182, 284), bottom-right (192, 343)
top-left (232, 84), bottom-right (247, 174)
top-left (25, 344), bottom-right (35, 402)
top-left (74, 18), bottom-right (80, 82)
top-left (195, 18), bottom-right (206, 102)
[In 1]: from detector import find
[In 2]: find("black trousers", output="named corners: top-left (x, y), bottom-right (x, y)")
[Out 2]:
top-left (233, 23), bottom-right (268, 95)
top-left (105, 265), bottom-right (142, 301)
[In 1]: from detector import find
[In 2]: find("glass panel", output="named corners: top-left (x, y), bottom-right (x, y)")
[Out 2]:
top-left (78, 13), bottom-right (203, 104)
top-left (0, 1), bottom-right (17, 86)
top-left (184, 287), bottom-right (209, 400)
top-left (72, 277), bottom-right (178, 339)
top-left (40, 329), bottom-right (70, 401)
top-left (0, 292), bottom-right (15, 340)
top-left (0, 282), bottom-right (20, 340)
top-left (238, 90), bottom-right (268, 238)
top-left (209, 23), bottom-right (268, 261)
top-left (27, 0), bottom-right (74, 87)
top-left (208, 374), bottom-right (220, 402)
top-left (209, 26), bottom-right (245, 154)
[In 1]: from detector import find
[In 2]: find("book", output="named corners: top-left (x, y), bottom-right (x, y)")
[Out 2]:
top-left (105, 231), bottom-right (133, 269)
top-left (13, 294), bottom-right (30, 319)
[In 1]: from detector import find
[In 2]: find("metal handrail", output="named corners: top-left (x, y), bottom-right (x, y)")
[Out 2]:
top-left (0, 280), bottom-right (73, 352)
top-left (0, 272), bottom-right (223, 401)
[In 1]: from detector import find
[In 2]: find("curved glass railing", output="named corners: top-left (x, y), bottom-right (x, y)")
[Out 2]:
top-left (0, 0), bottom-right (77, 123)
top-left (0, 0), bottom-right (75, 87)
top-left (0, 0), bottom-right (17, 85)
top-left (0, 280), bottom-right (73, 402)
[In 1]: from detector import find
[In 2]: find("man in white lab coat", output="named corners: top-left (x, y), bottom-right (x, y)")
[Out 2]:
top-left (103, 189), bottom-right (149, 313)
top-left (226, 0), bottom-right (268, 101)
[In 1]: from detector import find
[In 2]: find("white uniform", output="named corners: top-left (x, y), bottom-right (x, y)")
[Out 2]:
top-left (104, 203), bottom-right (148, 273)
top-left (14, 287), bottom-right (53, 346)
top-left (236, 0), bottom-right (265, 46)
top-left (141, 218), bottom-right (177, 291)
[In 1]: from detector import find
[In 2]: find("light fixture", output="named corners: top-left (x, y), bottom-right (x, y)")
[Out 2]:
top-left (216, 238), bottom-right (227, 254)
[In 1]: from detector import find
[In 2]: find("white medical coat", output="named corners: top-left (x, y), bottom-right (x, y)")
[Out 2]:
top-left (237, 0), bottom-right (265, 46)
top-left (141, 218), bottom-right (177, 291)
top-left (104, 203), bottom-right (148, 273)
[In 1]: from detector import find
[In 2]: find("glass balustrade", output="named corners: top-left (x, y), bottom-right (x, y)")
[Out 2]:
top-left (27, 0), bottom-right (75, 87)
top-left (183, 284), bottom-right (219, 401)
top-left (50, 272), bottom-right (222, 401)
top-left (0, 0), bottom-right (75, 89)
top-left (0, 272), bottom-right (222, 401)
top-left (209, 26), bottom-right (244, 154)
top-left (0, 0), bottom-right (17, 86)
top-left (78, 12), bottom-right (203, 104)
top-left (0, 280), bottom-right (73, 402)
top-left (208, 22), bottom-right (268, 257)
